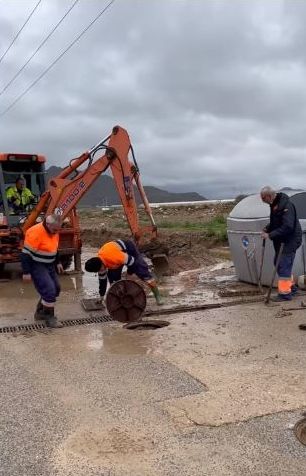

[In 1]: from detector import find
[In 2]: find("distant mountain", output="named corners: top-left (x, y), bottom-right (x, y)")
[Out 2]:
top-left (280, 187), bottom-right (304, 192)
top-left (46, 166), bottom-right (206, 206)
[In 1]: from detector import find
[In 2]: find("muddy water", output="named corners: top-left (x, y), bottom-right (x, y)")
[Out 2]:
top-left (0, 247), bottom-right (160, 356)
top-left (2, 248), bottom-right (306, 475)
top-left (0, 248), bottom-right (100, 299)
top-left (32, 323), bottom-right (157, 357)
top-left (73, 326), bottom-right (155, 356)
top-left (0, 248), bottom-right (100, 326)
top-left (0, 248), bottom-right (257, 329)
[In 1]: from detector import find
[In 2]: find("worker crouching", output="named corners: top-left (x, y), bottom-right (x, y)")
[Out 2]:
top-left (85, 239), bottom-right (164, 305)
top-left (21, 214), bottom-right (64, 328)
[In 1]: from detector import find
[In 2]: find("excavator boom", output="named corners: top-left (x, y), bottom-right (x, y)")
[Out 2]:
top-left (23, 126), bottom-right (157, 243)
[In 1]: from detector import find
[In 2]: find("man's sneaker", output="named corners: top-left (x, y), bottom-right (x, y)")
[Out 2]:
top-left (270, 294), bottom-right (292, 302)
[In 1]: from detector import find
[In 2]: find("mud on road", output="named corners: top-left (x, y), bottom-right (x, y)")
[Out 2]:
top-left (79, 201), bottom-right (234, 274)
top-left (1, 202), bottom-right (306, 475)
top-left (1, 254), bottom-right (306, 475)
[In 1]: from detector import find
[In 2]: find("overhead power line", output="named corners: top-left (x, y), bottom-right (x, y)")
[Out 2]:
top-left (0, 0), bottom-right (42, 65)
top-left (0, 0), bottom-right (116, 118)
top-left (0, 0), bottom-right (80, 97)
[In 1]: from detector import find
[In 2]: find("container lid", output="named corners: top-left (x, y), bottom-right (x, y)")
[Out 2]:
top-left (229, 190), bottom-right (306, 219)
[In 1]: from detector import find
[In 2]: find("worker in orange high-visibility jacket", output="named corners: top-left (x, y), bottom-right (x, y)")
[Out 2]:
top-left (85, 239), bottom-right (163, 305)
top-left (21, 214), bottom-right (64, 328)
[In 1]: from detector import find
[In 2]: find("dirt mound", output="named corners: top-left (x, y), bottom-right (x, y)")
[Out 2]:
top-left (79, 202), bottom-right (234, 275)
top-left (81, 227), bottom-right (223, 275)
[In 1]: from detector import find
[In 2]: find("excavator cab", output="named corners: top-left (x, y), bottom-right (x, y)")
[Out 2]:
top-left (0, 153), bottom-right (46, 227)
top-left (0, 153), bottom-right (46, 273)
top-left (0, 153), bottom-right (82, 273)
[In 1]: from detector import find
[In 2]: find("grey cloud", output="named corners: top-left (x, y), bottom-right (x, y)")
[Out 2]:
top-left (1, 0), bottom-right (306, 198)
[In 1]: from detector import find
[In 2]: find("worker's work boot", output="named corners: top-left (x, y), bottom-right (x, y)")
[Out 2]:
top-left (34, 300), bottom-right (44, 320)
top-left (291, 284), bottom-right (302, 296)
top-left (147, 280), bottom-right (164, 306)
top-left (270, 293), bottom-right (292, 302)
top-left (42, 306), bottom-right (63, 328)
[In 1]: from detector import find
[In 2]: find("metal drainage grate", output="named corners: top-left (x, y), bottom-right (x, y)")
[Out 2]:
top-left (0, 314), bottom-right (112, 334)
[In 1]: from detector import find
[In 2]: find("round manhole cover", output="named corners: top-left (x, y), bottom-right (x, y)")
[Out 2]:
top-left (294, 418), bottom-right (306, 446)
top-left (105, 279), bottom-right (147, 323)
top-left (123, 320), bottom-right (170, 330)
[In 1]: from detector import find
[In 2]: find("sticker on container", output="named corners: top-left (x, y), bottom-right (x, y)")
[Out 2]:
top-left (242, 236), bottom-right (249, 248)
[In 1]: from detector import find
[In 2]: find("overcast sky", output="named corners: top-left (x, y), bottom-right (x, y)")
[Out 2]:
top-left (1, 0), bottom-right (306, 198)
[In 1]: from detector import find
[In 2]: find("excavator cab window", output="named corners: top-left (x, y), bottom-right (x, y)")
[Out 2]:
top-left (0, 189), bottom-right (4, 213)
top-left (0, 157), bottom-right (46, 225)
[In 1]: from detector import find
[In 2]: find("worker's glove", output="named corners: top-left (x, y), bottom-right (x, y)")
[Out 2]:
top-left (22, 274), bottom-right (32, 282)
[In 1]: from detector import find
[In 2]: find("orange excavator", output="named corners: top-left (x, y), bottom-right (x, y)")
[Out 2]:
top-left (0, 125), bottom-right (165, 273)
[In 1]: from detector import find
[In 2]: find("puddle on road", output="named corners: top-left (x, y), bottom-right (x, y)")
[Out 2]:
top-left (0, 252), bottom-right (258, 332)
top-left (0, 252), bottom-right (239, 306)
top-left (86, 326), bottom-right (155, 356)
top-left (44, 324), bottom-right (156, 356)
top-left (214, 275), bottom-right (237, 283)
top-left (0, 248), bottom-right (100, 302)
top-left (87, 328), bottom-right (104, 351)
top-left (210, 262), bottom-right (234, 272)
top-left (0, 275), bottom-right (86, 299)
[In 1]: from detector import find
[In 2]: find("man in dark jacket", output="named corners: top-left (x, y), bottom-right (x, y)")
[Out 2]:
top-left (261, 186), bottom-right (302, 301)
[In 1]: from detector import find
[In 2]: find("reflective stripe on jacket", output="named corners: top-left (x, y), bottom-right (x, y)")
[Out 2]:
top-left (98, 240), bottom-right (134, 269)
top-left (22, 222), bottom-right (59, 265)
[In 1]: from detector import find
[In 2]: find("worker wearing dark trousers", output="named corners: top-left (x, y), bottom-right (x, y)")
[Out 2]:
top-left (98, 267), bottom-right (122, 297)
top-left (21, 214), bottom-right (64, 328)
top-left (260, 186), bottom-right (302, 301)
top-left (85, 239), bottom-right (163, 305)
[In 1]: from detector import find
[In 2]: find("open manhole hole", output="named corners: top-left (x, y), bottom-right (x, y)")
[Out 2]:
top-left (294, 418), bottom-right (306, 446)
top-left (123, 320), bottom-right (170, 330)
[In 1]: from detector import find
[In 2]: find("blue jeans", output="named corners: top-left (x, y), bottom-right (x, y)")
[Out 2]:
top-left (277, 252), bottom-right (295, 279)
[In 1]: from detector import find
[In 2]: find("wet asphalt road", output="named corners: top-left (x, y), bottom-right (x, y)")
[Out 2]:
top-left (1, 261), bottom-right (306, 475)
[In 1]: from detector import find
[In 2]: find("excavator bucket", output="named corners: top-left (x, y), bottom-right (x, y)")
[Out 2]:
top-left (139, 239), bottom-right (169, 276)
top-left (151, 253), bottom-right (169, 275)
